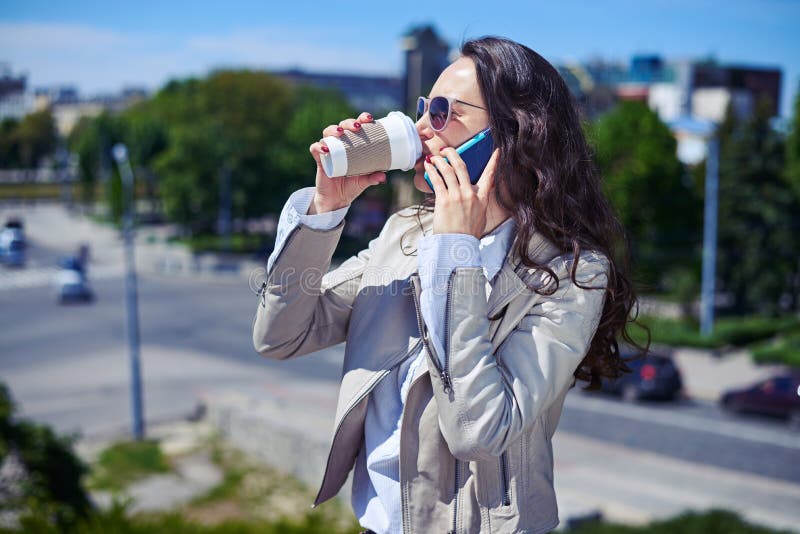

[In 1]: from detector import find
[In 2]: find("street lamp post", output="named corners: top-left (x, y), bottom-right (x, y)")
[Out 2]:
top-left (700, 135), bottom-right (719, 336)
top-left (112, 143), bottom-right (145, 440)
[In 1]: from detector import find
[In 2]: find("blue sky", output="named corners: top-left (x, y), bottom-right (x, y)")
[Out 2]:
top-left (1, 0), bottom-right (798, 117)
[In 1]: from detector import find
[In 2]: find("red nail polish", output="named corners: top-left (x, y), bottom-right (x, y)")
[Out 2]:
top-left (354, 122), bottom-right (361, 128)
top-left (337, 127), bottom-right (344, 132)
top-left (321, 146), bottom-right (329, 153)
top-left (367, 114), bottom-right (373, 121)
top-left (425, 154), bottom-right (432, 163)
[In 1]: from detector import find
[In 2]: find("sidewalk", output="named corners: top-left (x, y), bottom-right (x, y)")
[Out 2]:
top-left (201, 373), bottom-right (800, 533)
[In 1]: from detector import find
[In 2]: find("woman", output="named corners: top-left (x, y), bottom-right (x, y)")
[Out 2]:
top-left (253, 35), bottom-right (646, 534)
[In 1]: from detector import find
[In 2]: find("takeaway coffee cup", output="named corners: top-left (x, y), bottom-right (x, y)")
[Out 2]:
top-left (320, 111), bottom-right (422, 178)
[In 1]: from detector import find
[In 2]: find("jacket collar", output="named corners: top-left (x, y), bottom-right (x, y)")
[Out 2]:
top-left (485, 224), bottom-right (561, 316)
top-left (412, 207), bottom-right (562, 317)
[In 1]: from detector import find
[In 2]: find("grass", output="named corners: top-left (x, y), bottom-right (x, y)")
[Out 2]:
top-left (7, 431), bottom-right (791, 534)
top-left (0, 182), bottom-right (74, 199)
top-left (7, 502), bottom-right (790, 534)
top-left (181, 438), bottom-right (360, 532)
top-left (77, 432), bottom-right (361, 533)
top-left (569, 507), bottom-right (793, 534)
top-left (751, 332), bottom-right (800, 367)
top-left (86, 439), bottom-right (171, 492)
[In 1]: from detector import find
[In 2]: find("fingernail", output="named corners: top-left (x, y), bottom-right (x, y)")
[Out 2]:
top-left (337, 127), bottom-right (344, 132)
top-left (354, 122), bottom-right (361, 129)
top-left (367, 114), bottom-right (373, 121)
top-left (425, 154), bottom-right (432, 163)
top-left (321, 146), bottom-right (329, 153)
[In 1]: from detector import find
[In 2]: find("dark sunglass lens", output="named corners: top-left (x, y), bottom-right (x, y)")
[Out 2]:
top-left (416, 98), bottom-right (426, 121)
top-left (429, 97), bottom-right (449, 130)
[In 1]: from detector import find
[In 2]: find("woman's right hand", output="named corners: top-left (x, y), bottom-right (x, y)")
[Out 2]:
top-left (307, 111), bottom-right (387, 214)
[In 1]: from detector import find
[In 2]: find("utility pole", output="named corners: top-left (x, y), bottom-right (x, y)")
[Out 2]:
top-left (700, 135), bottom-right (719, 337)
top-left (112, 143), bottom-right (145, 440)
top-left (218, 165), bottom-right (232, 254)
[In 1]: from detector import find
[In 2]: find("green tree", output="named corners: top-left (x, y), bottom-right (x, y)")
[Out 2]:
top-left (0, 110), bottom-right (58, 168)
top-left (0, 117), bottom-right (20, 167)
top-left (68, 112), bottom-right (125, 216)
top-left (716, 97), bottom-right (800, 315)
top-left (786, 84), bottom-right (800, 201)
top-left (67, 70), bottom-right (359, 231)
top-left (588, 100), bottom-right (702, 291)
top-left (146, 71), bottom-right (355, 231)
top-left (0, 383), bottom-right (91, 529)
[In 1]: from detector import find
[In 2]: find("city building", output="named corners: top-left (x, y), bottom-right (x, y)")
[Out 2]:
top-left (400, 24), bottom-right (452, 115)
top-left (0, 64), bottom-right (35, 120)
top-left (269, 69), bottom-right (403, 117)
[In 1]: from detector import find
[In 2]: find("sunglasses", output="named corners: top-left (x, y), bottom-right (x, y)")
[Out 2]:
top-left (416, 95), bottom-right (487, 132)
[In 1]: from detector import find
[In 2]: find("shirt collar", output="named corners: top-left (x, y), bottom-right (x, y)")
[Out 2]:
top-left (478, 217), bottom-right (516, 283)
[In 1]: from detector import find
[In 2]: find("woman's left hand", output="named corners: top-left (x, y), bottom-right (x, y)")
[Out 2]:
top-left (425, 147), bottom-right (499, 239)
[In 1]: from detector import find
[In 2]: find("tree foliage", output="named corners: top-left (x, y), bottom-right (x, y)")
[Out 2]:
top-left (0, 109), bottom-right (58, 168)
top-left (69, 70), bottom-right (355, 232)
top-left (588, 100), bottom-right (702, 291)
top-left (716, 97), bottom-right (800, 315)
top-left (0, 383), bottom-right (91, 529)
top-left (786, 84), bottom-right (800, 200)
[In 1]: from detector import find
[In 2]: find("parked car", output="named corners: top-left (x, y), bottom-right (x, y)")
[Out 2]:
top-left (720, 372), bottom-right (800, 429)
top-left (0, 217), bottom-right (26, 267)
top-left (600, 349), bottom-right (684, 402)
top-left (53, 255), bottom-right (93, 303)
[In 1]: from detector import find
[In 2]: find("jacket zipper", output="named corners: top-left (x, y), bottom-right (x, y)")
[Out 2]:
top-left (410, 273), bottom-right (455, 394)
top-left (442, 269), bottom-right (456, 393)
top-left (449, 458), bottom-right (461, 534)
top-left (499, 451), bottom-right (511, 506)
top-left (312, 338), bottom-right (422, 507)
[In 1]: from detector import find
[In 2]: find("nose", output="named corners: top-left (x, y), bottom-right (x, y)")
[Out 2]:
top-left (415, 113), bottom-right (434, 142)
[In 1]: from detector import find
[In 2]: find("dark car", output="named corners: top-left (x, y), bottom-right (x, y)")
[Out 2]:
top-left (600, 350), bottom-right (684, 402)
top-left (720, 372), bottom-right (800, 429)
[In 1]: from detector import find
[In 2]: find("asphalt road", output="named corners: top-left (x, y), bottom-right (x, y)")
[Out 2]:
top-left (2, 267), bottom-right (798, 485)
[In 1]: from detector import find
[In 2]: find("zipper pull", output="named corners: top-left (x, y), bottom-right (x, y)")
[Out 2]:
top-left (440, 369), bottom-right (452, 394)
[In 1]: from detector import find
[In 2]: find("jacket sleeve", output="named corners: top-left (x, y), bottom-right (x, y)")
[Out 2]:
top-left (252, 190), bottom-right (380, 361)
top-left (427, 251), bottom-right (609, 461)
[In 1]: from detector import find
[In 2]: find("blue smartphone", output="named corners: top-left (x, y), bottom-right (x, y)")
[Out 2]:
top-left (424, 127), bottom-right (494, 192)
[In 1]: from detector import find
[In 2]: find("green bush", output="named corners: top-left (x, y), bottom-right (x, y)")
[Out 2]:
top-left (4, 500), bottom-right (360, 534)
top-left (87, 439), bottom-right (171, 491)
top-left (752, 332), bottom-right (800, 368)
top-left (629, 314), bottom-right (800, 353)
top-left (0, 383), bottom-right (91, 529)
top-left (570, 507), bottom-right (791, 534)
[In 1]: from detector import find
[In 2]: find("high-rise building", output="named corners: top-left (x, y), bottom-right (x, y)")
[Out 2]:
top-left (399, 25), bottom-right (452, 116)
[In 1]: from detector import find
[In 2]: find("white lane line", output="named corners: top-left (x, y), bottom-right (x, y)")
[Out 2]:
top-left (0, 264), bottom-right (124, 290)
top-left (566, 393), bottom-right (800, 450)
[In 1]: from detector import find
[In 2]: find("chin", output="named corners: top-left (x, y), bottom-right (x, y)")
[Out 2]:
top-left (412, 171), bottom-right (433, 194)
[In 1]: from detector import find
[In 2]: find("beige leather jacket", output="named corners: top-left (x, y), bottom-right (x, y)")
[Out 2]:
top-left (252, 205), bottom-right (609, 533)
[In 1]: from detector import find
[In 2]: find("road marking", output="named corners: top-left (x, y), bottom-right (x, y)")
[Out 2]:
top-left (0, 264), bottom-right (124, 290)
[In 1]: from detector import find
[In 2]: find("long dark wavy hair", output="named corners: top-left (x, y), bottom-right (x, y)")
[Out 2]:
top-left (400, 35), bottom-right (650, 389)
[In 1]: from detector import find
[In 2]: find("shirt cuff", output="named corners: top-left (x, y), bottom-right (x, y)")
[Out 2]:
top-left (287, 186), bottom-right (349, 230)
top-left (266, 187), bottom-right (348, 274)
